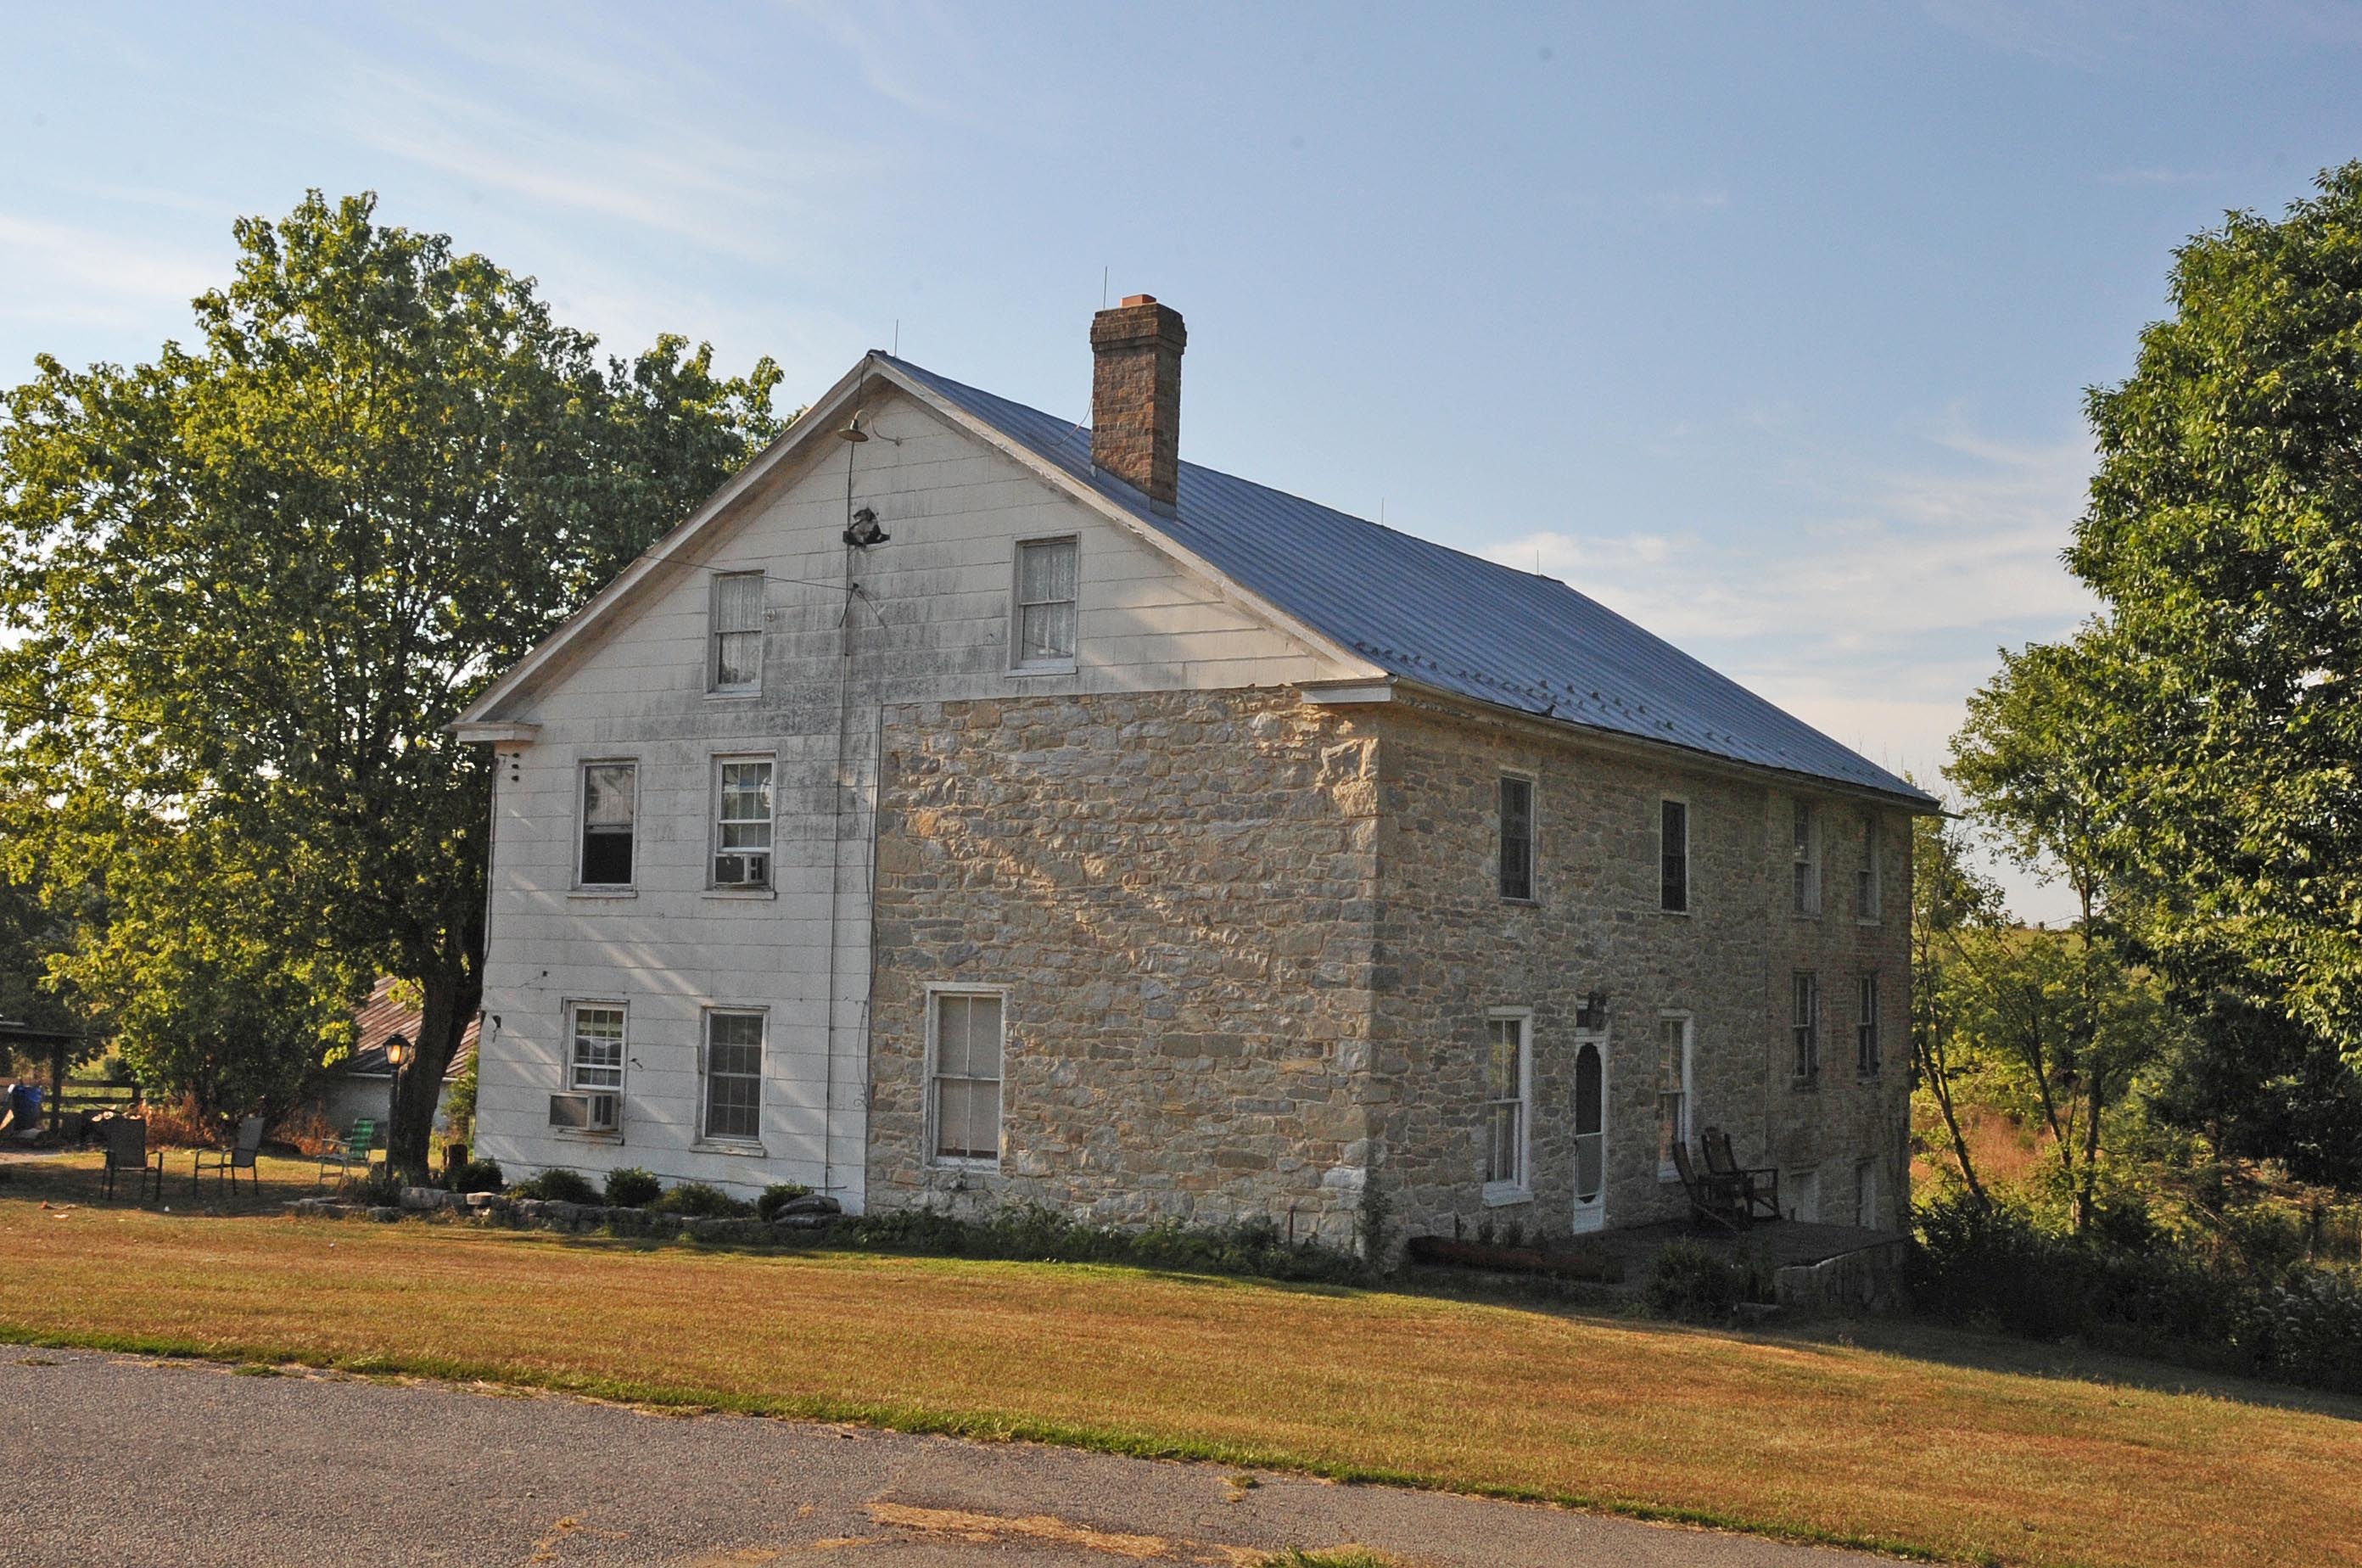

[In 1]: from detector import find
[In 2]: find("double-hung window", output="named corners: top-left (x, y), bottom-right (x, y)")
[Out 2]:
top-left (1793, 971), bottom-right (1822, 1082)
top-left (931, 991), bottom-right (1005, 1165)
top-left (1856, 972), bottom-right (1882, 1075)
top-left (1483, 1012), bottom-right (1529, 1196)
top-left (713, 759), bottom-right (774, 888)
top-left (1791, 799), bottom-right (1821, 915)
top-left (1856, 815), bottom-right (1883, 921)
top-left (1012, 538), bottom-right (1078, 669)
top-left (1657, 1014), bottom-right (1693, 1179)
top-left (1660, 798), bottom-right (1689, 912)
top-left (710, 571), bottom-right (764, 692)
top-left (702, 1011), bottom-right (764, 1142)
top-left (568, 1003), bottom-right (625, 1092)
top-left (1498, 776), bottom-right (1535, 901)
top-left (579, 763), bottom-right (636, 888)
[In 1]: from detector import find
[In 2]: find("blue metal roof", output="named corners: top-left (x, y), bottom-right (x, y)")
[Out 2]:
top-left (885, 355), bottom-right (1934, 807)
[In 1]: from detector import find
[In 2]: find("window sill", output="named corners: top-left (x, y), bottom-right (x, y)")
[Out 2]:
top-left (929, 1157), bottom-right (1001, 1174)
top-left (1006, 662), bottom-right (1077, 679)
top-left (1855, 916), bottom-right (1884, 927)
top-left (1498, 895), bottom-right (1538, 908)
top-left (703, 888), bottom-right (777, 901)
top-left (694, 1140), bottom-right (768, 1157)
top-left (550, 1128), bottom-right (624, 1143)
top-left (1659, 905), bottom-right (1693, 918)
top-left (1659, 1166), bottom-right (1681, 1184)
top-left (568, 888), bottom-right (637, 900)
top-left (704, 689), bottom-right (761, 702)
top-left (1482, 1182), bottom-right (1531, 1207)
top-left (1856, 1070), bottom-right (1883, 1083)
top-left (1790, 1077), bottom-right (1822, 1093)
top-left (1791, 910), bottom-right (1822, 921)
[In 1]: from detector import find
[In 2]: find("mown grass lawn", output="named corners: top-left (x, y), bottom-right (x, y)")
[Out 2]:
top-left (5, 1153), bottom-right (2358, 1568)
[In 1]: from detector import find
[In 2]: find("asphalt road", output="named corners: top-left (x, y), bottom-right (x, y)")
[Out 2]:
top-left (0, 1346), bottom-right (1892, 1567)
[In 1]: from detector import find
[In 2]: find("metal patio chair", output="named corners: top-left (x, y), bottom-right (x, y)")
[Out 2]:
top-left (101, 1115), bottom-right (165, 1203)
top-left (316, 1117), bottom-right (376, 1185)
top-left (193, 1113), bottom-right (266, 1196)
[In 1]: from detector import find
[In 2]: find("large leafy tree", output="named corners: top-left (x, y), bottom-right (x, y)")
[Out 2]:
top-left (2069, 162), bottom-right (2362, 1063)
top-left (0, 192), bottom-right (782, 1174)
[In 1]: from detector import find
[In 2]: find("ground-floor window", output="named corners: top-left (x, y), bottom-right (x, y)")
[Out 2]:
top-left (568, 1002), bottom-right (625, 1091)
top-left (703, 1010), bottom-right (764, 1142)
top-left (1656, 1013), bottom-right (1693, 1179)
top-left (930, 990), bottom-right (1005, 1165)
top-left (1855, 1158), bottom-right (1881, 1228)
top-left (1484, 1011), bottom-right (1530, 1196)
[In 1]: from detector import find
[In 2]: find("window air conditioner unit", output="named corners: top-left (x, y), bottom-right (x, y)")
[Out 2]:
top-left (714, 852), bottom-right (770, 889)
top-left (548, 1092), bottom-right (620, 1133)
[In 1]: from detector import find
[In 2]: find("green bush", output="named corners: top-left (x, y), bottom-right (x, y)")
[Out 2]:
top-left (755, 1182), bottom-right (814, 1221)
top-left (2241, 1270), bottom-right (2362, 1393)
top-left (649, 1181), bottom-right (753, 1218)
top-left (1642, 1240), bottom-right (1753, 1322)
top-left (450, 1157), bottom-right (503, 1195)
top-left (837, 1201), bottom-right (1369, 1285)
top-left (510, 1168), bottom-right (600, 1204)
top-left (602, 1167), bottom-right (660, 1208)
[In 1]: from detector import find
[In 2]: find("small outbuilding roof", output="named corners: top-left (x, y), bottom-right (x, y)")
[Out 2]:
top-left (885, 356), bottom-right (1934, 808)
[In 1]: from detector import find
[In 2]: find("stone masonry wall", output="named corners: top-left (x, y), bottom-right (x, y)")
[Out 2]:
top-left (1368, 700), bottom-right (1915, 1252)
top-left (866, 688), bottom-right (1383, 1246)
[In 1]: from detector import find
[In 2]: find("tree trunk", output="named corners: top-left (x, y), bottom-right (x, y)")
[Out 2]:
top-left (389, 957), bottom-right (479, 1183)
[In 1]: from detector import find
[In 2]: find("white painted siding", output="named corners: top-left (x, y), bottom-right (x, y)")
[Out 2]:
top-left (473, 387), bottom-right (1369, 1202)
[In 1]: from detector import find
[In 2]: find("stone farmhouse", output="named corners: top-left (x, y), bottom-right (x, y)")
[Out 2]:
top-left (454, 297), bottom-right (1936, 1255)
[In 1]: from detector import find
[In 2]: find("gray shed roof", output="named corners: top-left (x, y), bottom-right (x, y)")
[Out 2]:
top-left (886, 356), bottom-right (1934, 808)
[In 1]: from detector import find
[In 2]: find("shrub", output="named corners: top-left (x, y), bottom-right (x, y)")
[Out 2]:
top-left (837, 1201), bottom-right (1370, 1285)
top-left (2241, 1269), bottom-right (2362, 1393)
top-left (271, 1106), bottom-right (339, 1157)
top-left (339, 1163), bottom-right (403, 1207)
top-left (650, 1181), bottom-right (753, 1218)
top-left (450, 1157), bottom-right (504, 1195)
top-left (755, 1182), bottom-right (814, 1221)
top-left (510, 1168), bottom-right (601, 1204)
top-left (1643, 1240), bottom-right (1753, 1322)
top-left (602, 1167), bottom-right (661, 1208)
top-left (139, 1093), bottom-right (220, 1150)
top-left (1909, 1191), bottom-right (2085, 1340)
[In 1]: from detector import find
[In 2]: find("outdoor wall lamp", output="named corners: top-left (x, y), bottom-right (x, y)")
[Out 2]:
top-left (1576, 991), bottom-right (1609, 1032)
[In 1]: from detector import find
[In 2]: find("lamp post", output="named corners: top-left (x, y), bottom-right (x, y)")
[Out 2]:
top-left (383, 1034), bottom-right (408, 1177)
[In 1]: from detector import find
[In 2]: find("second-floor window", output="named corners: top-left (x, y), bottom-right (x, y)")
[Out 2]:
top-left (1856, 972), bottom-right (1882, 1074)
top-left (1793, 971), bottom-right (1821, 1081)
top-left (1792, 799), bottom-right (1821, 915)
top-left (1013, 538), bottom-right (1078, 668)
top-left (1856, 815), bottom-right (1883, 921)
top-left (1499, 776), bottom-right (1535, 901)
top-left (1660, 798), bottom-right (1689, 912)
top-left (579, 762), bottom-right (636, 888)
top-left (710, 571), bottom-right (764, 692)
top-left (714, 759), bottom-right (774, 888)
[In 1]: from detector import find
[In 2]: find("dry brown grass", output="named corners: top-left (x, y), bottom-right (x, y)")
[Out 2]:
top-left (3, 1156), bottom-right (2358, 1568)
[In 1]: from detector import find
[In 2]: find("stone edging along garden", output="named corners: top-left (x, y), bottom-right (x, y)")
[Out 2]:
top-left (288, 1187), bottom-right (843, 1246)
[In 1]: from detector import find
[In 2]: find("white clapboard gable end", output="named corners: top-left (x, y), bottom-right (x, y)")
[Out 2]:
top-left (459, 358), bottom-right (1375, 1208)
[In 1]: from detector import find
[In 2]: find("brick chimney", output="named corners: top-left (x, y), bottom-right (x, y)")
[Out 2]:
top-left (1089, 294), bottom-right (1186, 509)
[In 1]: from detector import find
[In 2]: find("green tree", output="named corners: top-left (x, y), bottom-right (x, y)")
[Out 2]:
top-left (2069, 162), bottom-right (2362, 1063)
top-left (1911, 807), bottom-right (2004, 1207)
top-left (0, 191), bottom-right (782, 1173)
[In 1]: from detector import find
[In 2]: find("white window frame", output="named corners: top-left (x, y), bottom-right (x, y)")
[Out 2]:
top-left (1482, 1008), bottom-right (1532, 1203)
top-left (1793, 970), bottom-right (1822, 1083)
top-left (1791, 798), bottom-right (1821, 916)
top-left (1659, 795), bottom-right (1690, 914)
top-left (1656, 1011), bottom-right (1694, 1182)
top-left (1008, 535), bottom-right (1080, 674)
top-left (1855, 814), bottom-right (1883, 923)
top-left (700, 1006), bottom-right (765, 1145)
top-left (575, 759), bottom-right (638, 892)
top-left (926, 984), bottom-right (1008, 1169)
top-left (1856, 971), bottom-right (1882, 1076)
top-left (1497, 773), bottom-right (1536, 904)
top-left (709, 754), bottom-right (776, 891)
top-left (708, 570), bottom-right (764, 695)
top-left (566, 1000), bottom-right (627, 1093)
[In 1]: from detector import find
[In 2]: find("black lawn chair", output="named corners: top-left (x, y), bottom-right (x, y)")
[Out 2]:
top-left (101, 1116), bottom-right (165, 1202)
top-left (193, 1114), bottom-right (266, 1196)
top-left (1671, 1140), bottom-right (1749, 1233)
top-left (1702, 1126), bottom-right (1782, 1222)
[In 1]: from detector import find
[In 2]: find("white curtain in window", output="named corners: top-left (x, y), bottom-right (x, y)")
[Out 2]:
top-left (1017, 541), bottom-right (1077, 662)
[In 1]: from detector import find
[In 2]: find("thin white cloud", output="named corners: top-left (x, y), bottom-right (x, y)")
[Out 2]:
top-left (0, 214), bottom-right (215, 307)
top-left (1648, 188), bottom-right (1732, 215)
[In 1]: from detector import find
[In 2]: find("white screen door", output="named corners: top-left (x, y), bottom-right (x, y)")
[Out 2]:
top-left (1571, 1038), bottom-right (1606, 1233)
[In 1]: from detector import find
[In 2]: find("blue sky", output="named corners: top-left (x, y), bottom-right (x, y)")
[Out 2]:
top-left (8, 3), bottom-right (2360, 919)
